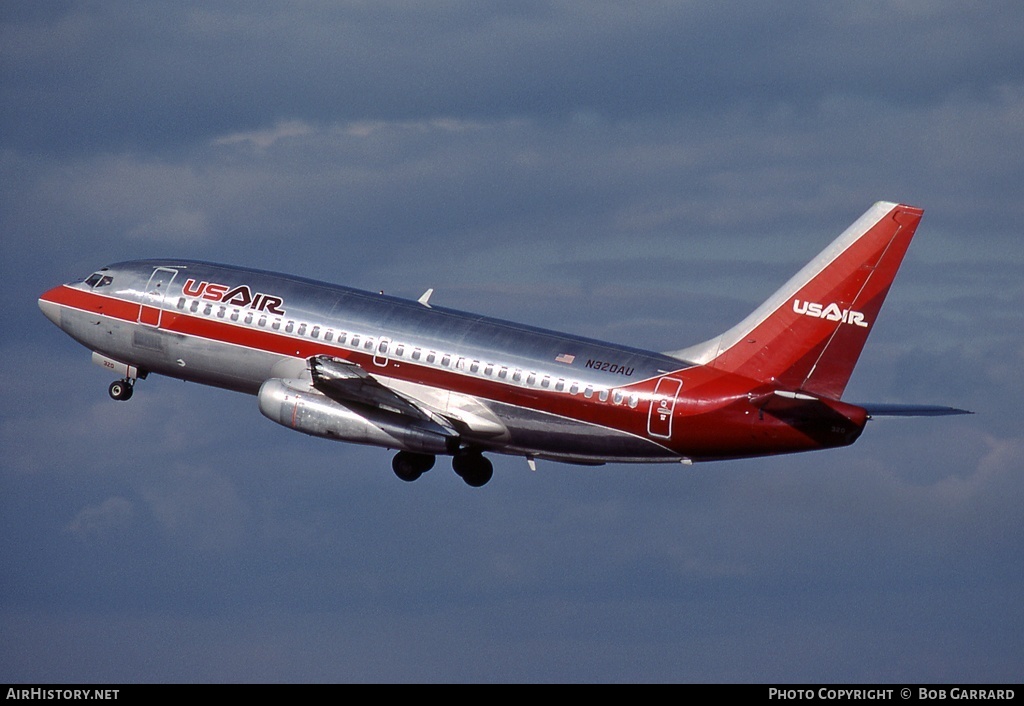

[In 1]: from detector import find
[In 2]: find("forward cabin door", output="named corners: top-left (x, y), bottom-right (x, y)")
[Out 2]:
top-left (138, 267), bottom-right (178, 327)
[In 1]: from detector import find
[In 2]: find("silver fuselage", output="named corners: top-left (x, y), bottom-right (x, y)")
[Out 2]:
top-left (41, 260), bottom-right (703, 464)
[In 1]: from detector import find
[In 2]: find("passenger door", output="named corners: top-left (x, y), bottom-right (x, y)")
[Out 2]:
top-left (137, 267), bottom-right (178, 327)
top-left (647, 377), bottom-right (682, 439)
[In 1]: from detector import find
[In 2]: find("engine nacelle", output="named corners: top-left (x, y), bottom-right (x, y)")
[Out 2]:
top-left (258, 378), bottom-right (456, 455)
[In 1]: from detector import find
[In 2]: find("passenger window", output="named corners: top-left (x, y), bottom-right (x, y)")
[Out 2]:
top-left (297, 323), bottom-right (307, 336)
top-left (527, 372), bottom-right (536, 385)
top-left (203, 303), bottom-right (212, 316)
top-left (258, 315), bottom-right (267, 327)
top-left (599, 390), bottom-right (609, 402)
top-left (471, 361), bottom-right (480, 373)
top-left (325, 330), bottom-right (334, 341)
top-left (395, 344), bottom-right (405, 357)
top-left (555, 379), bottom-right (565, 392)
top-left (412, 349), bottom-right (421, 361)
top-left (230, 309), bottom-right (239, 322)
top-left (441, 354), bottom-right (451, 367)
top-left (569, 382), bottom-right (579, 395)
top-left (272, 319), bottom-right (281, 330)
top-left (628, 394), bottom-right (639, 409)
top-left (351, 335), bottom-right (360, 347)
top-left (584, 385), bottom-right (594, 399)
top-left (427, 352), bottom-right (436, 364)
top-left (217, 307), bottom-right (226, 319)
top-left (541, 376), bottom-right (551, 388)
top-left (364, 338), bottom-right (374, 350)
top-left (484, 363), bottom-right (494, 376)
top-left (613, 390), bottom-right (623, 404)
top-left (285, 321), bottom-right (294, 333)
top-left (244, 312), bottom-right (253, 325)
top-left (176, 297), bottom-right (186, 310)
top-left (190, 300), bottom-right (199, 313)
top-left (498, 367), bottom-right (508, 379)
top-left (311, 325), bottom-right (320, 338)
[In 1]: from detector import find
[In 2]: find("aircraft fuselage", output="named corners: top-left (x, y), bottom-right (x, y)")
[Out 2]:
top-left (39, 259), bottom-right (864, 468)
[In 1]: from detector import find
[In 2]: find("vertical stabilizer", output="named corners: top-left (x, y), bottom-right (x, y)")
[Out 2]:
top-left (668, 202), bottom-right (923, 399)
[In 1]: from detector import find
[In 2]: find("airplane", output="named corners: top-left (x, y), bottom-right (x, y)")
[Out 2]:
top-left (39, 201), bottom-right (969, 487)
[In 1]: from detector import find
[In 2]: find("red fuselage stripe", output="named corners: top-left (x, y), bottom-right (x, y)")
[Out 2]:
top-left (40, 285), bottom-right (684, 448)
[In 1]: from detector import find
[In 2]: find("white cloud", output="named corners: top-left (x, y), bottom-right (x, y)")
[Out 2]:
top-left (142, 464), bottom-right (251, 554)
top-left (212, 120), bottom-right (314, 149)
top-left (67, 496), bottom-right (135, 540)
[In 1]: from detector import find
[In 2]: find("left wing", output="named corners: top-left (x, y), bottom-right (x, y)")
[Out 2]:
top-left (309, 355), bottom-right (459, 435)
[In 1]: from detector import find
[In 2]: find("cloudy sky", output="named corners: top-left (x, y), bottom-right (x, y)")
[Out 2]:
top-left (2, 1), bottom-right (1022, 683)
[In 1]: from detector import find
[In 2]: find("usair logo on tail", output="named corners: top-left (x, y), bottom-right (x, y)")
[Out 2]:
top-left (792, 299), bottom-right (868, 328)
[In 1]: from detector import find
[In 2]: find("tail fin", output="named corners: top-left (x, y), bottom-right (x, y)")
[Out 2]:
top-left (668, 202), bottom-right (923, 399)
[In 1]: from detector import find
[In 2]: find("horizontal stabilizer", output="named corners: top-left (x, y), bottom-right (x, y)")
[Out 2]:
top-left (860, 403), bottom-right (973, 418)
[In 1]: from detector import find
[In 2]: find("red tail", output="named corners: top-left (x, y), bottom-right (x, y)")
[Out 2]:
top-left (670, 202), bottom-right (924, 399)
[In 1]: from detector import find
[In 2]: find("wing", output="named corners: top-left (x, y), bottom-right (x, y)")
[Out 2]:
top-left (309, 354), bottom-right (509, 443)
top-left (309, 354), bottom-right (459, 435)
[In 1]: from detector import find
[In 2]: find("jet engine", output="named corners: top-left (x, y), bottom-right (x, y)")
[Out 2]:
top-left (258, 378), bottom-right (457, 455)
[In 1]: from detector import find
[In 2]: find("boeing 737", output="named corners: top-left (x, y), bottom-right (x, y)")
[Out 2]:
top-left (39, 202), bottom-right (968, 486)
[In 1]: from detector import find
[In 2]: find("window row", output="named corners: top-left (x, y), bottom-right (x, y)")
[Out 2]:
top-left (174, 296), bottom-right (640, 408)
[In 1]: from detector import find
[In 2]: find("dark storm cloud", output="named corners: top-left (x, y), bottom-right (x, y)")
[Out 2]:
top-left (2, 1), bottom-right (1022, 683)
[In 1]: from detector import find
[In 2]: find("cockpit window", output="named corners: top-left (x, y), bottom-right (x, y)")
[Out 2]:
top-left (85, 273), bottom-right (113, 288)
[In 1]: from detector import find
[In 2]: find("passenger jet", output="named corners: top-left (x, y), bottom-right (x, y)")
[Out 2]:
top-left (39, 202), bottom-right (968, 486)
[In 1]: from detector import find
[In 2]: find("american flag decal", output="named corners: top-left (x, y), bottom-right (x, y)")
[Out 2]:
top-left (555, 353), bottom-right (575, 364)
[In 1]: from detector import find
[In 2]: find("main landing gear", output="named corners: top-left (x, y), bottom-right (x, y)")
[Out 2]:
top-left (390, 449), bottom-right (494, 487)
top-left (392, 451), bottom-right (436, 482)
top-left (108, 378), bottom-right (134, 401)
top-left (452, 449), bottom-right (493, 488)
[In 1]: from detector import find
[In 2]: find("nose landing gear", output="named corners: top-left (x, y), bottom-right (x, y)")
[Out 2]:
top-left (108, 379), bottom-right (134, 401)
top-left (94, 354), bottom-right (145, 402)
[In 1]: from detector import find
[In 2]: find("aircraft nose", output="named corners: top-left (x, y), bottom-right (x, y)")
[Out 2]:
top-left (38, 288), bottom-right (63, 327)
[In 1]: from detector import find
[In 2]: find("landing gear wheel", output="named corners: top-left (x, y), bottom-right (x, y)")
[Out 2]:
top-left (452, 451), bottom-right (493, 487)
top-left (392, 451), bottom-right (436, 482)
top-left (108, 379), bottom-right (133, 401)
